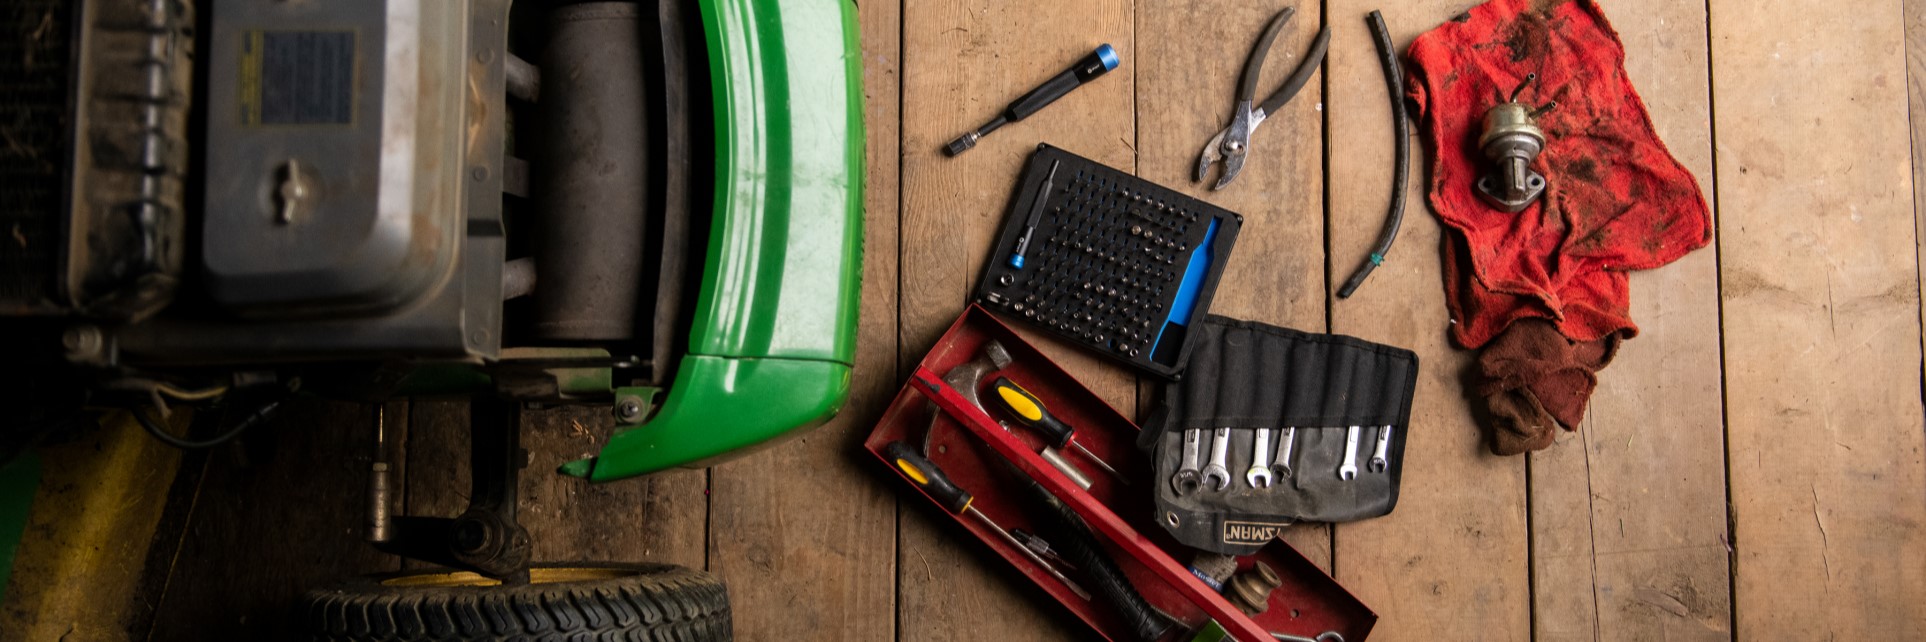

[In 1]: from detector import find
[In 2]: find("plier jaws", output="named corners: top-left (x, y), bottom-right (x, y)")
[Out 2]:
top-left (1194, 8), bottom-right (1332, 190)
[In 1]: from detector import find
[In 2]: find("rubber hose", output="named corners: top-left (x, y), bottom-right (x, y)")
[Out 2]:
top-left (1337, 10), bottom-right (1410, 299)
top-left (1018, 479), bottom-right (1169, 642)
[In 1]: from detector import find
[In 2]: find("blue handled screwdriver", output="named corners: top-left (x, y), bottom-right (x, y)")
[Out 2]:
top-left (945, 44), bottom-right (1120, 156)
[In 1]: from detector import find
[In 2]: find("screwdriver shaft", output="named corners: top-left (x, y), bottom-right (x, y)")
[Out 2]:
top-left (966, 507), bottom-right (1091, 600)
top-left (1071, 442), bottom-right (1128, 484)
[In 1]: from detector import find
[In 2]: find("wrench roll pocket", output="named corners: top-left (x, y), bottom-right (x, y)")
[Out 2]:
top-left (1141, 316), bottom-right (1419, 555)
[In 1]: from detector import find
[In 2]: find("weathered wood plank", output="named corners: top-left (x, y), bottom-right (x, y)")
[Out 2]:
top-left (1135, 0), bottom-right (1331, 571)
top-left (704, 0), bottom-right (902, 636)
top-left (403, 401), bottom-right (709, 570)
top-left (3, 413), bottom-right (185, 641)
top-left (146, 399), bottom-right (400, 639)
top-left (898, 0), bottom-right (1135, 638)
top-left (1911, 0), bottom-right (1926, 358)
top-left (1709, 0), bottom-right (1926, 638)
top-left (1527, 1), bottom-right (1732, 640)
top-left (1321, 4), bottom-right (1531, 639)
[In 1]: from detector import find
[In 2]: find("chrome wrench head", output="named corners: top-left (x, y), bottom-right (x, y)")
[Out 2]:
top-left (1368, 425), bottom-right (1393, 473)
top-left (1171, 428), bottom-right (1203, 495)
top-left (1337, 426), bottom-right (1361, 481)
top-left (1245, 428), bottom-right (1273, 489)
top-left (1201, 427), bottom-right (1233, 491)
top-left (1271, 426), bottom-right (1294, 478)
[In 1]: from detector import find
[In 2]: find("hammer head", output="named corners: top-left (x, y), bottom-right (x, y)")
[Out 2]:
top-left (942, 340), bottom-right (1013, 411)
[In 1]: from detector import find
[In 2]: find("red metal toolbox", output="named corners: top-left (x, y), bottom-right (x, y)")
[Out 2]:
top-left (864, 305), bottom-right (1377, 642)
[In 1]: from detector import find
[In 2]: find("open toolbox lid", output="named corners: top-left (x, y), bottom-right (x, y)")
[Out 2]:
top-left (864, 305), bottom-right (1377, 642)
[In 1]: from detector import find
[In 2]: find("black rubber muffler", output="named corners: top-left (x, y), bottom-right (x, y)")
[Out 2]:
top-left (531, 2), bottom-right (649, 341)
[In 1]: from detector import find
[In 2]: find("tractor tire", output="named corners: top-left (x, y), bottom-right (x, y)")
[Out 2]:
top-left (297, 563), bottom-right (730, 641)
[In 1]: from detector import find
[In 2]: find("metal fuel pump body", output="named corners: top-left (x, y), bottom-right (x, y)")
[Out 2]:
top-left (1476, 74), bottom-right (1552, 213)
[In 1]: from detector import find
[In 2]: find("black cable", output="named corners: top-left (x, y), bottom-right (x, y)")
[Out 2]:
top-left (1337, 10), bottom-right (1410, 299)
top-left (127, 397), bottom-right (282, 450)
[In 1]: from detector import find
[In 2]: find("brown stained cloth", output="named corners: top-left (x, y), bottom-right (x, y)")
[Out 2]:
top-left (1477, 320), bottom-right (1620, 455)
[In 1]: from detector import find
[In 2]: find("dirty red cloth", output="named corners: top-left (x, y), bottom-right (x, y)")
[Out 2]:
top-left (1477, 320), bottom-right (1620, 455)
top-left (1407, 0), bottom-right (1711, 350)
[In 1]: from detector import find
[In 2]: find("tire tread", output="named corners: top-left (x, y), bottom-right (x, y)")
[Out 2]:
top-left (297, 564), bottom-right (729, 642)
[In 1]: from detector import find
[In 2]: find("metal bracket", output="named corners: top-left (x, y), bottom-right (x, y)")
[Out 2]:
top-left (367, 396), bottom-right (531, 583)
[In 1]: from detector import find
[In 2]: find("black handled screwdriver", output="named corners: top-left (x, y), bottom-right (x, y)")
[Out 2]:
top-left (883, 442), bottom-right (1091, 600)
top-left (1007, 160), bottom-right (1061, 269)
top-left (988, 376), bottom-right (1128, 483)
top-left (944, 44), bottom-right (1120, 156)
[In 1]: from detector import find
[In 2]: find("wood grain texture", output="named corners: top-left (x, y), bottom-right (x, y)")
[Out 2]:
top-left (1134, 0), bottom-right (1332, 570)
top-left (2, 413), bottom-right (184, 642)
top-left (705, 0), bottom-right (901, 636)
top-left (897, 0), bottom-right (1134, 638)
top-left (1321, 4), bottom-right (1531, 640)
top-left (1527, 1), bottom-right (1732, 640)
top-left (1911, 0), bottom-right (1926, 358)
top-left (146, 399), bottom-right (400, 639)
top-left (403, 401), bottom-right (709, 570)
top-left (1709, 0), bottom-right (1926, 638)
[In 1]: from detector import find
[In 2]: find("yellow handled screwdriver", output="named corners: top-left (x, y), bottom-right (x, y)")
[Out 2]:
top-left (883, 442), bottom-right (1091, 600)
top-left (988, 377), bottom-right (1128, 483)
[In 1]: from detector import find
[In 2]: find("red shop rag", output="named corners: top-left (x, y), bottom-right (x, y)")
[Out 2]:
top-left (1405, 0), bottom-right (1711, 454)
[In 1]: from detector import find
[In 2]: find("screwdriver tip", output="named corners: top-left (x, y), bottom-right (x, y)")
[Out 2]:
top-left (944, 132), bottom-right (979, 156)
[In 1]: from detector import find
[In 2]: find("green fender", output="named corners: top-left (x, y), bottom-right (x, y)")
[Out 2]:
top-left (562, 0), bottom-right (864, 482)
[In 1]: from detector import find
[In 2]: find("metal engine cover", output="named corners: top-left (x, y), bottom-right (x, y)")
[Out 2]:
top-left (202, 0), bottom-right (468, 317)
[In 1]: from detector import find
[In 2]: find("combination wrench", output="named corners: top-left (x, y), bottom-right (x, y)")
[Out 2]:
top-left (1337, 425), bottom-right (1360, 481)
top-left (1245, 428), bottom-right (1273, 488)
top-left (1271, 426), bottom-right (1294, 479)
top-left (1201, 427), bottom-right (1233, 491)
top-left (1368, 425), bottom-right (1394, 473)
top-left (1171, 428), bottom-right (1203, 495)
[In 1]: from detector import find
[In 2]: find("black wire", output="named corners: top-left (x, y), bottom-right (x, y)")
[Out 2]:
top-left (127, 398), bottom-right (282, 450)
top-left (1337, 10), bottom-right (1411, 299)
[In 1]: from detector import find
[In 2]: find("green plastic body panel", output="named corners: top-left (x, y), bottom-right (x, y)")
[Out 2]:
top-left (566, 0), bottom-right (864, 481)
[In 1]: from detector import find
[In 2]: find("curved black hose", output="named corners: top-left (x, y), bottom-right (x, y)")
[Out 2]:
top-left (1338, 10), bottom-right (1410, 299)
top-left (1018, 478), bottom-right (1169, 642)
top-left (128, 398), bottom-right (283, 450)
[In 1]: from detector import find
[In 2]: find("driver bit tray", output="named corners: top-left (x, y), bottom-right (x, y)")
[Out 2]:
top-left (975, 144), bottom-right (1243, 379)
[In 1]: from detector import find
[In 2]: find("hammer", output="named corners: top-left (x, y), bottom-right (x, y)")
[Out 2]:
top-left (937, 341), bottom-right (1096, 490)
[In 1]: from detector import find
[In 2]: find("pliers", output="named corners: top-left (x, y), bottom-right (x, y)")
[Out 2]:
top-left (1194, 7), bottom-right (1331, 190)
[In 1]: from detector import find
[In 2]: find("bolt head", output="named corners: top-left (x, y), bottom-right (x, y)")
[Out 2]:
top-left (62, 326), bottom-right (104, 361)
top-left (615, 398), bottom-right (644, 421)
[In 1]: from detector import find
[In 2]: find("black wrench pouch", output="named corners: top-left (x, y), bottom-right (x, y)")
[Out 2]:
top-left (1140, 316), bottom-right (1419, 554)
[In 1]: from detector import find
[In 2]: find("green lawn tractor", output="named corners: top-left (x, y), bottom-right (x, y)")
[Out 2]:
top-left (0, 0), bottom-right (863, 638)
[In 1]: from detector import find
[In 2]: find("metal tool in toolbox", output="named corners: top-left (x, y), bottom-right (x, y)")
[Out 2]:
top-left (882, 442), bottom-right (1093, 601)
top-left (976, 144), bottom-right (1244, 379)
top-left (1194, 7), bottom-right (1331, 190)
top-left (945, 45), bottom-right (1121, 156)
top-left (866, 308), bottom-right (1378, 642)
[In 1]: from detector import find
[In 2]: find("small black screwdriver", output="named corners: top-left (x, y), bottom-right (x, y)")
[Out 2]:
top-left (987, 376), bottom-right (1128, 483)
top-left (882, 442), bottom-right (1091, 600)
top-left (945, 44), bottom-right (1120, 156)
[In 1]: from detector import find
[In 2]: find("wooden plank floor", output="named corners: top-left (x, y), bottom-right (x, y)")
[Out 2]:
top-left (140, 0), bottom-right (1926, 639)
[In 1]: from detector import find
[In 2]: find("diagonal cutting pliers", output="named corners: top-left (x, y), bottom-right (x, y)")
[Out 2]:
top-left (1194, 7), bottom-right (1331, 190)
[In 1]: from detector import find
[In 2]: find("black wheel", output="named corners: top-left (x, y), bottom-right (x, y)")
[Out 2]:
top-left (298, 563), bottom-right (730, 641)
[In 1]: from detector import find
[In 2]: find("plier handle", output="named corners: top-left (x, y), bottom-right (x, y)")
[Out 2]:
top-left (1194, 7), bottom-right (1331, 190)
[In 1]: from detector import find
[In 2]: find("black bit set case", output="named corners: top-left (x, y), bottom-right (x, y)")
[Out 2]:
top-left (974, 144), bottom-right (1243, 379)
